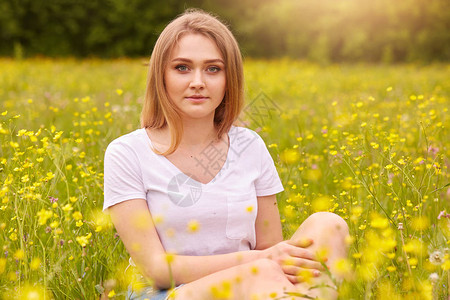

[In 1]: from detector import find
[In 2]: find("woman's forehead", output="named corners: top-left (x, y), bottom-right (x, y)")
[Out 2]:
top-left (168, 33), bottom-right (224, 61)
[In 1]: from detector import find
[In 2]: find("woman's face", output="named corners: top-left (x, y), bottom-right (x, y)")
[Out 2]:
top-left (164, 33), bottom-right (226, 123)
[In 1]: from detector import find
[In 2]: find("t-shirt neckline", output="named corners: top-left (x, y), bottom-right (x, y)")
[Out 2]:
top-left (141, 126), bottom-right (234, 186)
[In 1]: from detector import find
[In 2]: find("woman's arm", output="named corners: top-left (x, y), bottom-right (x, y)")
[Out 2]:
top-left (254, 194), bottom-right (284, 250)
top-left (108, 199), bottom-right (263, 289)
top-left (254, 194), bottom-right (325, 284)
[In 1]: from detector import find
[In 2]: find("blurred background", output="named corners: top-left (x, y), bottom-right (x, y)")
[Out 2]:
top-left (1, 0), bottom-right (449, 63)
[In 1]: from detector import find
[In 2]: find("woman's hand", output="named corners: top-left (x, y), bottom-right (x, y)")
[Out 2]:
top-left (260, 239), bottom-right (326, 284)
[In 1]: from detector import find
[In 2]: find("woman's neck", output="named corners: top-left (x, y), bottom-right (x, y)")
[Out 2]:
top-left (179, 119), bottom-right (218, 148)
top-left (147, 117), bottom-right (221, 154)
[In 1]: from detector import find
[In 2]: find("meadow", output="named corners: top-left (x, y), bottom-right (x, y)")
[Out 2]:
top-left (0, 58), bottom-right (448, 299)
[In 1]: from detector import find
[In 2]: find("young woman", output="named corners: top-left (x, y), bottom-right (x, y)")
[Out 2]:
top-left (103, 9), bottom-right (349, 300)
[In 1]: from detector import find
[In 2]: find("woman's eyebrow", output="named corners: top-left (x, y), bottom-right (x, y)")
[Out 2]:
top-left (171, 57), bottom-right (225, 64)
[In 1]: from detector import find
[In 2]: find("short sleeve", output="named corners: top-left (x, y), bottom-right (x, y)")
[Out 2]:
top-left (103, 141), bottom-right (146, 211)
top-left (254, 135), bottom-right (284, 197)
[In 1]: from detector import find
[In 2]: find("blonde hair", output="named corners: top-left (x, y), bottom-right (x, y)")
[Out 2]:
top-left (140, 8), bottom-right (244, 155)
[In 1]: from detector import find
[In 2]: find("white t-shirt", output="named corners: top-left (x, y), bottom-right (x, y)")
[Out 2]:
top-left (103, 126), bottom-right (284, 256)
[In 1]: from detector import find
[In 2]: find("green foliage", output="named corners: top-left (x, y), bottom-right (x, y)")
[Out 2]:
top-left (214, 0), bottom-right (450, 62)
top-left (0, 0), bottom-right (201, 57)
top-left (1, 0), bottom-right (449, 61)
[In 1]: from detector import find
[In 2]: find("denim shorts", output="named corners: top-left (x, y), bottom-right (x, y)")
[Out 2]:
top-left (127, 285), bottom-right (169, 300)
top-left (127, 284), bottom-right (185, 300)
top-left (126, 258), bottom-right (184, 300)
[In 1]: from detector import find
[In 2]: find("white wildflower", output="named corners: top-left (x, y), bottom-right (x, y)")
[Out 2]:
top-left (429, 250), bottom-right (444, 265)
top-left (429, 272), bottom-right (439, 284)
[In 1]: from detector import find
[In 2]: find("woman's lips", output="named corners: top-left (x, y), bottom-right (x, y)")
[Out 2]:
top-left (186, 96), bottom-right (208, 103)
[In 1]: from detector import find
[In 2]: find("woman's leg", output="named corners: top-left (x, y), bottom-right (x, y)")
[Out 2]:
top-left (289, 212), bottom-right (349, 299)
top-left (172, 212), bottom-right (348, 300)
top-left (172, 258), bottom-right (302, 300)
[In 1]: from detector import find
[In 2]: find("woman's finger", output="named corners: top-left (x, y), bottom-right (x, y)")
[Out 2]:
top-left (281, 256), bottom-right (325, 271)
top-left (286, 274), bottom-right (299, 284)
top-left (285, 269), bottom-right (321, 284)
top-left (281, 264), bottom-right (298, 276)
top-left (296, 257), bottom-right (326, 270)
top-left (282, 264), bottom-right (322, 276)
top-left (286, 238), bottom-right (313, 248)
top-left (286, 245), bottom-right (318, 261)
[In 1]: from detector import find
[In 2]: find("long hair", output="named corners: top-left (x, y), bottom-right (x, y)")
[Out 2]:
top-left (140, 8), bottom-right (244, 155)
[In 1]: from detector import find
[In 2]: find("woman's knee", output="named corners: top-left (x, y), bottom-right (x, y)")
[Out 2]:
top-left (250, 259), bottom-right (290, 282)
top-left (249, 258), bottom-right (297, 295)
top-left (251, 258), bottom-right (283, 273)
top-left (306, 212), bottom-right (349, 234)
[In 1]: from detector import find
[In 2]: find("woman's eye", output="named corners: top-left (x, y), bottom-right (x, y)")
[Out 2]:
top-left (207, 66), bottom-right (221, 73)
top-left (175, 65), bottom-right (189, 72)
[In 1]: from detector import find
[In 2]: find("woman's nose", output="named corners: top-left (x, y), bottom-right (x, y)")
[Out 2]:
top-left (189, 70), bottom-right (205, 89)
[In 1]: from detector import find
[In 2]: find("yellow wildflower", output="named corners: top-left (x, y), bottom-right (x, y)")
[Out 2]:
top-left (62, 203), bottom-right (73, 212)
top-left (187, 220), bottom-right (200, 233)
top-left (72, 211), bottom-right (83, 221)
top-left (0, 258), bottom-right (6, 274)
top-left (76, 232), bottom-right (92, 247)
top-left (280, 149), bottom-right (299, 164)
top-left (37, 208), bottom-right (53, 225)
top-left (30, 258), bottom-right (41, 270)
top-left (14, 249), bottom-right (25, 260)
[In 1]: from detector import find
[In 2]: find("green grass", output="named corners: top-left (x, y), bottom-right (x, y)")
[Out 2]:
top-left (0, 58), bottom-right (449, 299)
